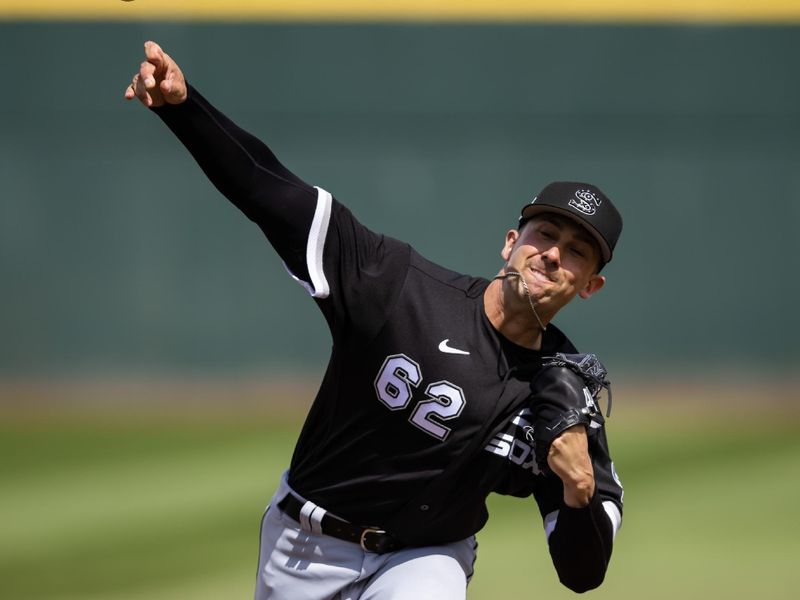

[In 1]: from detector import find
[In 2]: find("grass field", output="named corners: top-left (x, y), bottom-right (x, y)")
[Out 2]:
top-left (2, 399), bottom-right (799, 599)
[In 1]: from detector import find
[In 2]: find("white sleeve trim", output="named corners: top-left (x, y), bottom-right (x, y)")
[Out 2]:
top-left (283, 186), bottom-right (332, 298)
top-left (542, 502), bottom-right (622, 541)
top-left (602, 500), bottom-right (623, 540)
top-left (543, 509), bottom-right (559, 540)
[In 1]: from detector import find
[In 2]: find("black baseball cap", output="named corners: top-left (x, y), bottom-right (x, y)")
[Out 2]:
top-left (519, 181), bottom-right (623, 263)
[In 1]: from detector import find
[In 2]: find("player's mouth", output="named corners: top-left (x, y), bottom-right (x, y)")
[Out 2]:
top-left (527, 266), bottom-right (555, 284)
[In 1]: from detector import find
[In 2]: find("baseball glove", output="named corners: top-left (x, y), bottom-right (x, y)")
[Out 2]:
top-left (525, 353), bottom-right (612, 475)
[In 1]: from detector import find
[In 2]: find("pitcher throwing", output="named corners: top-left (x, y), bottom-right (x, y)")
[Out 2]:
top-left (125, 41), bottom-right (625, 600)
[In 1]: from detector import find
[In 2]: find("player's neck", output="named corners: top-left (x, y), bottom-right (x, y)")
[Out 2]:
top-left (483, 279), bottom-right (545, 350)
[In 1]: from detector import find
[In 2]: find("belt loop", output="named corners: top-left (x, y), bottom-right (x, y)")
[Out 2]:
top-left (299, 500), bottom-right (316, 533)
top-left (298, 499), bottom-right (327, 535)
top-left (309, 505), bottom-right (327, 535)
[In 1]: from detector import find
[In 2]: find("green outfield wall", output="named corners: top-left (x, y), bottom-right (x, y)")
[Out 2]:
top-left (1, 22), bottom-right (798, 376)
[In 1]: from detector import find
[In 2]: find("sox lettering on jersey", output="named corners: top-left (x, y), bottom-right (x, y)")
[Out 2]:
top-left (374, 353), bottom-right (466, 441)
top-left (484, 408), bottom-right (542, 475)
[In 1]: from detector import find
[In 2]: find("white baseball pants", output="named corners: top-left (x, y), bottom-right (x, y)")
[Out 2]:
top-left (254, 473), bottom-right (477, 600)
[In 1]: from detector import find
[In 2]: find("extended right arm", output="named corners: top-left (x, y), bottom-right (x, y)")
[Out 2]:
top-left (124, 41), bottom-right (409, 329)
top-left (125, 41), bottom-right (317, 282)
top-left (152, 86), bottom-right (318, 278)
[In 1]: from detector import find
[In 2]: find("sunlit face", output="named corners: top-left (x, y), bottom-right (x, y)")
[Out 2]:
top-left (500, 213), bottom-right (606, 316)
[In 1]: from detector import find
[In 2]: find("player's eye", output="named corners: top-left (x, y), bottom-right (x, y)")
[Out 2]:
top-left (569, 246), bottom-right (586, 258)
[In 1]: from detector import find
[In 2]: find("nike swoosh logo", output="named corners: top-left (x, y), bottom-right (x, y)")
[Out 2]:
top-left (438, 339), bottom-right (470, 356)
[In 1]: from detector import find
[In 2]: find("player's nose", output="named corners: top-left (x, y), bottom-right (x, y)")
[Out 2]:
top-left (541, 244), bottom-right (561, 268)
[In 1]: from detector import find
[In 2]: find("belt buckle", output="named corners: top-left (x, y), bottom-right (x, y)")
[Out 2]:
top-left (359, 527), bottom-right (387, 553)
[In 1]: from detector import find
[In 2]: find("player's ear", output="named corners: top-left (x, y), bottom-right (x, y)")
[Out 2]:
top-left (579, 274), bottom-right (605, 299)
top-left (501, 229), bottom-right (519, 262)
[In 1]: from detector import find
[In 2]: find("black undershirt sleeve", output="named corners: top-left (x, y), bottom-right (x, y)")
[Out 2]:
top-left (547, 493), bottom-right (614, 593)
top-left (531, 409), bottom-right (622, 592)
top-left (151, 84), bottom-right (317, 280)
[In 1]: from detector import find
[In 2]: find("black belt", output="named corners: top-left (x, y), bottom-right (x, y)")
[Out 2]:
top-left (277, 493), bottom-right (404, 554)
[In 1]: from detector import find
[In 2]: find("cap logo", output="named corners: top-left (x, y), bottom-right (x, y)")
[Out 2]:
top-left (569, 189), bottom-right (602, 216)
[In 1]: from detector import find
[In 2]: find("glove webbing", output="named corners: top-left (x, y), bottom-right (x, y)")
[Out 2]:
top-left (542, 353), bottom-right (613, 417)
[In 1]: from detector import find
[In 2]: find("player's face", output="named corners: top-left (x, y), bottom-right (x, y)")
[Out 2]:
top-left (500, 214), bottom-right (606, 316)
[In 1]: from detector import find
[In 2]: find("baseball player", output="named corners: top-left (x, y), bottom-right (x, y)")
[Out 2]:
top-left (125, 41), bottom-right (624, 600)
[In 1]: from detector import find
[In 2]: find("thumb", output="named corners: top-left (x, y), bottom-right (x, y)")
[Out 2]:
top-left (160, 72), bottom-right (188, 104)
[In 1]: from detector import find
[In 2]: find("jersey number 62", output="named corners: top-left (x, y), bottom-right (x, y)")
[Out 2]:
top-left (374, 353), bottom-right (466, 441)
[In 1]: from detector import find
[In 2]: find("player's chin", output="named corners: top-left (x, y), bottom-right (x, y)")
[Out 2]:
top-left (533, 286), bottom-right (570, 307)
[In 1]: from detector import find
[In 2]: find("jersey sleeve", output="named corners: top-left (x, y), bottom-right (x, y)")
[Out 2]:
top-left (152, 86), bottom-right (408, 338)
top-left (532, 420), bottom-right (624, 592)
top-left (312, 200), bottom-right (410, 338)
top-left (151, 84), bottom-right (320, 283)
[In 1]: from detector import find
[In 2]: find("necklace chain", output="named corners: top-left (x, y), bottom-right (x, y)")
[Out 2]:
top-left (493, 271), bottom-right (547, 332)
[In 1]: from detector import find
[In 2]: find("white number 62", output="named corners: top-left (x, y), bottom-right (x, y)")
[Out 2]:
top-left (374, 354), bottom-right (466, 441)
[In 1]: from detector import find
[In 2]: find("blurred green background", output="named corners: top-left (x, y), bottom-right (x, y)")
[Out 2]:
top-left (3, 406), bottom-right (799, 599)
top-left (1, 5), bottom-right (799, 600)
top-left (2, 21), bottom-right (799, 375)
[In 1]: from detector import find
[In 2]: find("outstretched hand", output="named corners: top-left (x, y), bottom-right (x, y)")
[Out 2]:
top-left (124, 41), bottom-right (187, 107)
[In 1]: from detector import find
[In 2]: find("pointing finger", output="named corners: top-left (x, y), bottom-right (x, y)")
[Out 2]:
top-left (144, 41), bottom-right (167, 77)
top-left (144, 41), bottom-right (162, 63)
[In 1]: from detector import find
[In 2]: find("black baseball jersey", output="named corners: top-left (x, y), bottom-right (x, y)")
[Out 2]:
top-left (289, 193), bottom-right (570, 522)
top-left (154, 85), bottom-right (623, 586)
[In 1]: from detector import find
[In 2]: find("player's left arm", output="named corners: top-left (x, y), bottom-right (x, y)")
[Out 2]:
top-left (528, 354), bottom-right (623, 592)
top-left (538, 423), bottom-right (624, 593)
